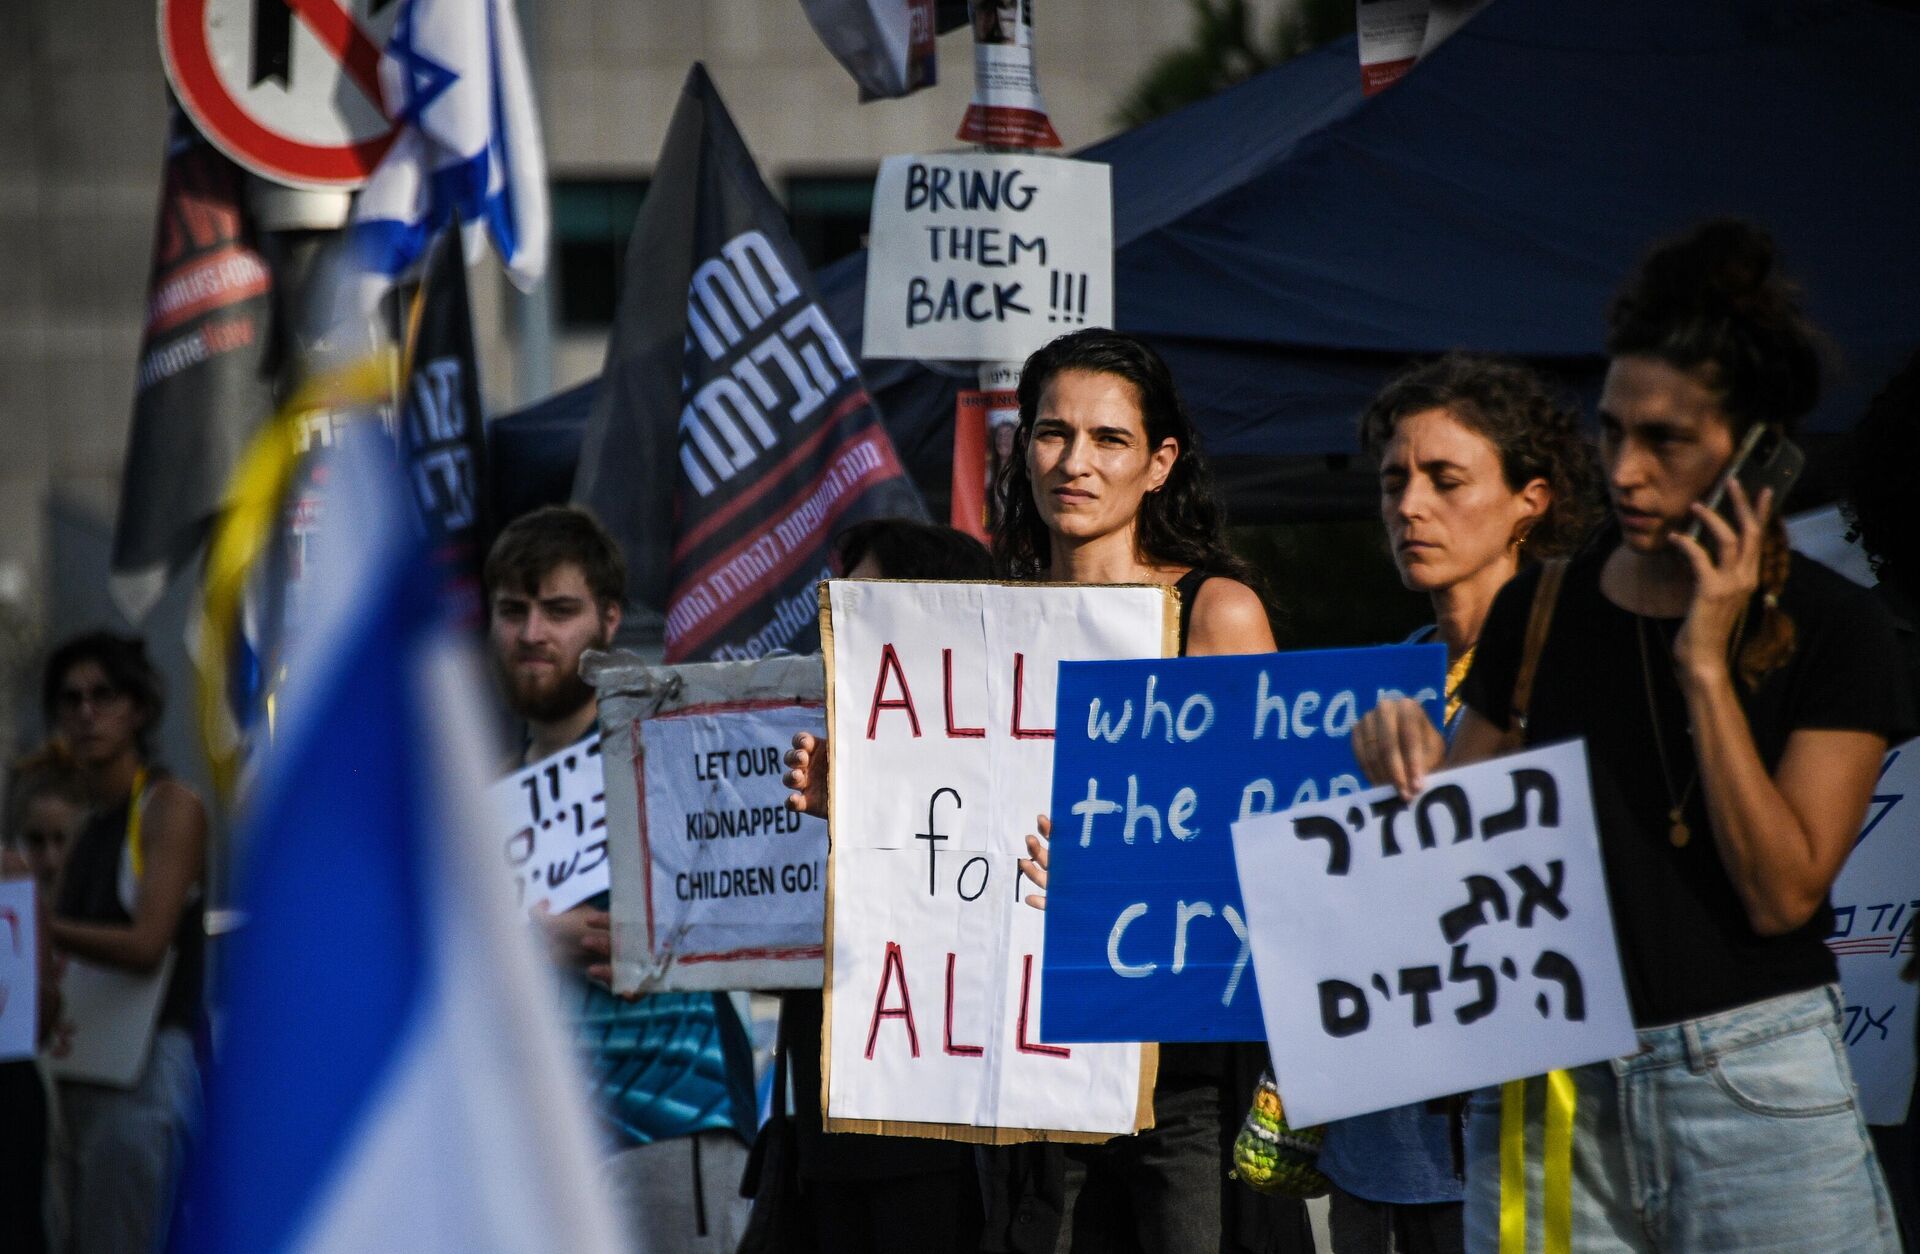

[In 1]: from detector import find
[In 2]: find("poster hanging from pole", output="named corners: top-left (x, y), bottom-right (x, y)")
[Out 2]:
top-left (591, 652), bottom-right (830, 991)
top-left (822, 579), bottom-right (1172, 1143)
top-left (957, 0), bottom-right (1061, 148)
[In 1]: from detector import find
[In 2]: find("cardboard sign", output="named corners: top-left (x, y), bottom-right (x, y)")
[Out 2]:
top-left (593, 653), bottom-right (829, 991)
top-left (46, 952), bottom-right (177, 1087)
top-left (1828, 739), bottom-right (1920, 1124)
top-left (823, 579), bottom-right (1172, 1143)
top-left (1231, 741), bottom-right (1636, 1127)
top-left (1042, 646), bottom-right (1446, 1043)
top-left (863, 153), bottom-right (1112, 362)
top-left (0, 879), bottom-right (35, 1061)
top-left (489, 736), bottom-right (609, 916)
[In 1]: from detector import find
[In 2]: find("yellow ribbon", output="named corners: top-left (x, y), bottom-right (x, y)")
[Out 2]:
top-left (1498, 1070), bottom-right (1577, 1253)
top-left (125, 766), bottom-right (150, 880)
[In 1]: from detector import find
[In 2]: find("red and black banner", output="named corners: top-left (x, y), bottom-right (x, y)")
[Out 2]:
top-left (573, 65), bottom-right (923, 663)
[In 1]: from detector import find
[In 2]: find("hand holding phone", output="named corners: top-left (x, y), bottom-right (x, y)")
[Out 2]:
top-left (1682, 423), bottom-right (1804, 558)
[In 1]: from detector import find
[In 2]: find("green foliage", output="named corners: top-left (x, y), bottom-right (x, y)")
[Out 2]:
top-left (1116, 0), bottom-right (1357, 128)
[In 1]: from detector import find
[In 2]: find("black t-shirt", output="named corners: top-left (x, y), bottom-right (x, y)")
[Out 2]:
top-left (1461, 548), bottom-right (1916, 1027)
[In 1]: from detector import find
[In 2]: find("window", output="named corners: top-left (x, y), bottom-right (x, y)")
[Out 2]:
top-left (785, 173), bottom-right (876, 271)
top-left (552, 177), bottom-right (649, 330)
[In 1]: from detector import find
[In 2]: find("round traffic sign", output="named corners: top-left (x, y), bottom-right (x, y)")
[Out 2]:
top-left (159, 0), bottom-right (401, 189)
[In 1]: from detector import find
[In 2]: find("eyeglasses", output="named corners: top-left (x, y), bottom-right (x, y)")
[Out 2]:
top-left (56, 683), bottom-right (127, 714)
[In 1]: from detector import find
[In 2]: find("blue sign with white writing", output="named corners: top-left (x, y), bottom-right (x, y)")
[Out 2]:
top-left (1040, 645), bottom-right (1446, 1043)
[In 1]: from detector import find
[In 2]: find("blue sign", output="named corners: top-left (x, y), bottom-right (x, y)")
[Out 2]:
top-left (1040, 645), bottom-right (1445, 1043)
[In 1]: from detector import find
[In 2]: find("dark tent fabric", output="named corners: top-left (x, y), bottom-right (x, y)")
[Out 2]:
top-left (494, 0), bottom-right (1920, 522)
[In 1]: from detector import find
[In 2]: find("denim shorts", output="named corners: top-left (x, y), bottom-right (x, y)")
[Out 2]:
top-left (1463, 985), bottom-right (1900, 1252)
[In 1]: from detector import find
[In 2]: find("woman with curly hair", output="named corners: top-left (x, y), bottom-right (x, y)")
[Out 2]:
top-left (1322, 354), bottom-right (1603, 1253)
top-left (1355, 220), bottom-right (1911, 1251)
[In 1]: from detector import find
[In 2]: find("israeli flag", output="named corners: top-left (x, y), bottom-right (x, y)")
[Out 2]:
top-left (174, 429), bottom-right (618, 1253)
top-left (350, 0), bottom-right (550, 297)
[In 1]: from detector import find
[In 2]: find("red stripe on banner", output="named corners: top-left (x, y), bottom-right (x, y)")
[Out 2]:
top-left (957, 105), bottom-right (1062, 149)
top-left (676, 945), bottom-right (826, 965)
top-left (146, 245), bottom-right (273, 337)
top-left (672, 392), bottom-right (870, 562)
top-left (632, 717), bottom-right (658, 952)
top-left (664, 431), bottom-right (905, 658)
top-left (1361, 58), bottom-right (1417, 94)
top-left (655, 699), bottom-right (825, 720)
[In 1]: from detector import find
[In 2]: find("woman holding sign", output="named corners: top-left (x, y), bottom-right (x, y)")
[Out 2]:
top-left (1323, 355), bottom-right (1603, 1253)
top-left (790, 327), bottom-right (1295, 1254)
top-left (1354, 221), bottom-right (1913, 1251)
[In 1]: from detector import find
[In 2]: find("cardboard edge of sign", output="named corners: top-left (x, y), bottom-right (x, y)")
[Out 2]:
top-left (816, 578), bottom-right (1178, 1145)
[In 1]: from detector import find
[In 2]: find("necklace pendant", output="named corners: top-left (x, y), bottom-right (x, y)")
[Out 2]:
top-left (1668, 808), bottom-right (1690, 848)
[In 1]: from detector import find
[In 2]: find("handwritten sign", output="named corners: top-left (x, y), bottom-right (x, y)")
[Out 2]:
top-left (1231, 741), bottom-right (1636, 1127)
top-left (46, 953), bottom-right (177, 1087)
top-left (0, 879), bottom-right (35, 1061)
top-left (592, 653), bottom-right (829, 991)
top-left (488, 737), bottom-right (608, 915)
top-left (863, 153), bottom-right (1112, 362)
top-left (823, 579), bottom-right (1170, 1142)
top-left (1828, 739), bottom-right (1920, 1124)
top-left (1041, 646), bottom-right (1445, 1043)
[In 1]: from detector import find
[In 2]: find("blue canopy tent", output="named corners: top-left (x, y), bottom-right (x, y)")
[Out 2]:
top-left (493, 0), bottom-right (1920, 523)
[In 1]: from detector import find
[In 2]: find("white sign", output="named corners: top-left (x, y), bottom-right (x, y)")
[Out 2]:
top-left (593, 653), bottom-right (830, 991)
top-left (1828, 739), bottom-right (1920, 1124)
top-left (46, 953), bottom-right (178, 1088)
top-left (489, 736), bottom-right (608, 916)
top-left (825, 579), bottom-right (1170, 1141)
top-left (863, 153), bottom-right (1113, 363)
top-left (0, 880), bottom-right (36, 1061)
top-left (1231, 740), bottom-right (1636, 1127)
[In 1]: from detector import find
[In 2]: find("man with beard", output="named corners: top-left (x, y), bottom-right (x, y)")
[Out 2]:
top-left (486, 506), bottom-right (757, 1251)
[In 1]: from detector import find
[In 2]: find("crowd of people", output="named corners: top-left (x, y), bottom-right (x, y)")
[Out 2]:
top-left (0, 215), bottom-right (1914, 1254)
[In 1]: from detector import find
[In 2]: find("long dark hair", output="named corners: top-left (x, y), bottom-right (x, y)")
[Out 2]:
top-left (992, 329), bottom-right (1262, 596)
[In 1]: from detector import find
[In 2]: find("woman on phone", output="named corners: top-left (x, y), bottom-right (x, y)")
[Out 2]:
top-left (1353, 220), bottom-right (1910, 1251)
top-left (788, 328), bottom-right (1295, 1253)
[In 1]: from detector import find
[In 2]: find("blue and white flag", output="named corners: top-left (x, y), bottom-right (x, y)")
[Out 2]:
top-left (175, 429), bottom-right (619, 1253)
top-left (349, 0), bottom-right (549, 299)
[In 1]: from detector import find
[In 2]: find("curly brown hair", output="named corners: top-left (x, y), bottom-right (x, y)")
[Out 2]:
top-left (1358, 354), bottom-right (1605, 561)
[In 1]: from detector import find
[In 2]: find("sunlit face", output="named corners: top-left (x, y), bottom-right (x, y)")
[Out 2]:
top-left (1026, 369), bottom-right (1178, 549)
top-left (1379, 407), bottom-right (1547, 593)
top-left (54, 659), bottom-right (146, 768)
top-left (1598, 356), bottom-right (1737, 553)
top-left (19, 793), bottom-right (82, 895)
top-left (488, 563), bottom-right (619, 722)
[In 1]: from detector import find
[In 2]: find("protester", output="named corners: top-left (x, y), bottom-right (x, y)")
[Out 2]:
top-left (1354, 219), bottom-right (1912, 1250)
top-left (788, 328), bottom-right (1313, 1254)
top-left (1844, 346), bottom-right (1920, 1250)
top-left (756, 518), bottom-right (995, 1254)
top-left (43, 631), bottom-right (207, 1254)
top-left (1314, 355), bottom-right (1604, 1253)
top-left (7, 743), bottom-right (90, 898)
top-left (484, 505), bottom-right (757, 1252)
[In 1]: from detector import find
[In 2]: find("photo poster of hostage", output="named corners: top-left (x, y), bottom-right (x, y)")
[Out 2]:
top-left (958, 0), bottom-right (1061, 148)
top-left (1230, 741), bottom-right (1636, 1127)
top-left (863, 152), bottom-right (1112, 363)
top-left (1040, 645), bottom-right (1447, 1045)
top-left (589, 651), bottom-right (830, 992)
top-left (821, 578), bottom-right (1174, 1143)
top-left (572, 65), bottom-right (924, 667)
top-left (1825, 737), bottom-right (1920, 1123)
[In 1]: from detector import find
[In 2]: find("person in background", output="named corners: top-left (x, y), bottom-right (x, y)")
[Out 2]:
top-left (1354, 219), bottom-right (1910, 1251)
top-left (1321, 354), bottom-right (1603, 1253)
top-left (484, 505), bottom-right (757, 1253)
top-left (8, 744), bottom-right (90, 899)
top-left (44, 632), bottom-right (207, 1254)
top-left (1843, 345), bottom-right (1920, 1250)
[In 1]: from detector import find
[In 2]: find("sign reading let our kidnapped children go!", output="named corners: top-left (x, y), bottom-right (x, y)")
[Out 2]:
top-left (1232, 740), bottom-right (1637, 1127)
top-left (824, 579), bottom-right (1171, 1143)
top-left (863, 153), bottom-right (1113, 362)
top-left (1041, 647), bottom-right (1447, 1044)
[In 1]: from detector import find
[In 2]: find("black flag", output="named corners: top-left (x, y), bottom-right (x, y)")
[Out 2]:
top-left (112, 108), bottom-right (278, 620)
top-left (573, 65), bottom-right (924, 663)
top-left (399, 227), bottom-right (490, 630)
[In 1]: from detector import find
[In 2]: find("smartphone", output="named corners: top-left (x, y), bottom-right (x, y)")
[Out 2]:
top-left (1682, 423), bottom-right (1804, 554)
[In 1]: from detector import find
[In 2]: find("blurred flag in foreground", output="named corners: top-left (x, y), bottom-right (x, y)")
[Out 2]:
top-left (175, 428), bottom-right (619, 1253)
top-left (348, 0), bottom-right (548, 301)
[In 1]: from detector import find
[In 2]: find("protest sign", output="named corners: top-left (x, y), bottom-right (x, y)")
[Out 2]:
top-left (1827, 739), bottom-right (1919, 1124)
top-left (1357, 0), bottom-right (1429, 94)
top-left (863, 153), bottom-right (1112, 362)
top-left (0, 880), bottom-right (35, 1061)
top-left (957, 0), bottom-right (1061, 148)
top-left (799, 0), bottom-right (939, 100)
top-left (1041, 646), bottom-right (1445, 1044)
top-left (592, 652), bottom-right (829, 991)
top-left (46, 953), bottom-right (178, 1087)
top-left (488, 736), bottom-right (608, 916)
top-left (823, 579), bottom-right (1172, 1142)
top-left (1231, 741), bottom-right (1636, 1127)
